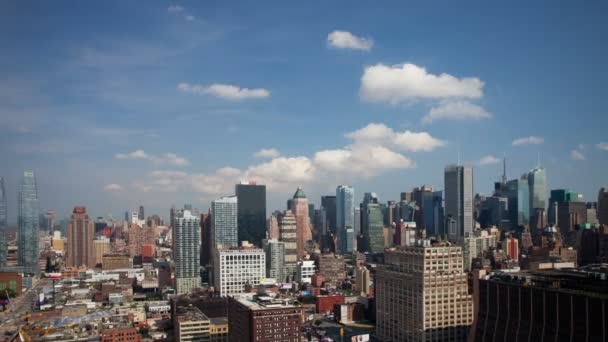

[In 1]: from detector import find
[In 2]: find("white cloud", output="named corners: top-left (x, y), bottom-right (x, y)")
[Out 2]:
top-left (597, 142), bottom-right (608, 151)
top-left (423, 100), bottom-right (491, 124)
top-left (512, 136), bottom-right (544, 146)
top-left (178, 83), bottom-right (270, 101)
top-left (314, 145), bottom-right (414, 178)
top-left (327, 30), bottom-right (373, 51)
top-left (167, 5), bottom-right (184, 12)
top-left (245, 157), bottom-right (316, 186)
top-left (360, 63), bottom-right (484, 104)
top-left (103, 183), bottom-right (124, 192)
top-left (345, 123), bottom-right (445, 152)
top-left (477, 155), bottom-right (500, 166)
top-left (115, 150), bottom-right (190, 166)
top-left (192, 167), bottom-right (242, 195)
top-left (185, 15), bottom-right (195, 21)
top-left (254, 148), bottom-right (281, 159)
top-left (570, 150), bottom-right (586, 161)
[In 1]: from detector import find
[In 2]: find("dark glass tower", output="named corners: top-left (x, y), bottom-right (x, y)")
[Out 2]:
top-left (236, 182), bottom-right (266, 247)
top-left (18, 171), bottom-right (39, 274)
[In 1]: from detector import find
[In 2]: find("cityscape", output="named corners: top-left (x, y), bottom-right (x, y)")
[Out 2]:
top-left (1, 2), bottom-right (607, 342)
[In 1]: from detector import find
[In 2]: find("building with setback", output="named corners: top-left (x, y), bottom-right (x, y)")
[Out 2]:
top-left (290, 187), bottom-right (312, 258)
top-left (66, 207), bottom-right (95, 268)
top-left (376, 244), bottom-right (473, 342)
top-left (236, 182), bottom-right (266, 247)
top-left (444, 165), bottom-right (473, 241)
top-left (18, 171), bottom-right (40, 274)
top-left (173, 210), bottom-right (201, 294)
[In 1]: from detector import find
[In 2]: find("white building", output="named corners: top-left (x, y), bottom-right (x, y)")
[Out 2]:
top-left (296, 260), bottom-right (315, 284)
top-left (213, 244), bottom-right (265, 296)
top-left (173, 210), bottom-right (201, 294)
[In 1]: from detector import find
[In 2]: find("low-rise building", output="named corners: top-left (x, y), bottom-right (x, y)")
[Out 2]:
top-left (296, 260), bottom-right (315, 284)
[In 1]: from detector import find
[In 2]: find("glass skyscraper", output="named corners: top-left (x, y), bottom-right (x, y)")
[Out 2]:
top-left (211, 196), bottom-right (238, 248)
top-left (507, 176), bottom-right (530, 228)
top-left (444, 165), bottom-right (473, 240)
top-left (528, 167), bottom-right (547, 210)
top-left (361, 192), bottom-right (384, 253)
top-left (0, 177), bottom-right (7, 267)
top-left (236, 182), bottom-right (266, 247)
top-left (336, 185), bottom-right (355, 254)
top-left (18, 171), bottom-right (40, 274)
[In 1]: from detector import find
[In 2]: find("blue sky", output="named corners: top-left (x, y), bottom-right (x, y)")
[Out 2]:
top-left (1, 1), bottom-right (607, 223)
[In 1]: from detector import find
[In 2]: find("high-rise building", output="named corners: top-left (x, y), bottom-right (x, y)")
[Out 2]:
top-left (528, 167), bottom-right (546, 233)
top-left (321, 195), bottom-right (337, 234)
top-left (431, 191), bottom-right (444, 237)
top-left (336, 185), bottom-right (355, 254)
top-left (361, 193), bottom-right (384, 253)
top-left (200, 212), bottom-right (212, 266)
top-left (66, 206), bottom-right (95, 268)
top-left (236, 182), bottom-right (266, 247)
top-left (18, 171), bottom-right (40, 274)
top-left (290, 187), bottom-right (312, 258)
top-left (228, 296), bottom-right (303, 342)
top-left (598, 187), bottom-right (608, 226)
top-left (173, 209), bottom-right (201, 294)
top-left (444, 165), bottom-right (473, 240)
top-left (506, 176), bottom-right (530, 229)
top-left (278, 210), bottom-right (297, 279)
top-left (93, 236), bottom-right (111, 266)
top-left (504, 236), bottom-right (519, 262)
top-left (376, 244), bottom-right (473, 341)
top-left (548, 189), bottom-right (583, 225)
top-left (412, 185), bottom-right (435, 234)
top-left (211, 196), bottom-right (238, 249)
top-left (263, 239), bottom-right (285, 281)
top-left (0, 177), bottom-right (7, 267)
top-left (213, 244), bottom-right (265, 296)
top-left (138, 205), bottom-right (144, 221)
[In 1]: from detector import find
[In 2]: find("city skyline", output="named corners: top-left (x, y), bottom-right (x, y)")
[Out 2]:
top-left (1, 2), bottom-right (608, 222)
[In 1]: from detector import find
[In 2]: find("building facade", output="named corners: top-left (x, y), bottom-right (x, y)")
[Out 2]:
top-left (236, 182), bottom-right (266, 247)
top-left (444, 165), bottom-right (474, 241)
top-left (290, 188), bottom-right (312, 258)
top-left (173, 210), bottom-right (201, 294)
top-left (18, 171), bottom-right (40, 274)
top-left (213, 246), bottom-right (265, 296)
top-left (278, 210), bottom-right (298, 279)
top-left (361, 193), bottom-right (385, 253)
top-left (67, 206), bottom-right (95, 268)
top-left (336, 185), bottom-right (355, 254)
top-left (212, 196), bottom-right (238, 249)
top-left (263, 239), bottom-right (285, 282)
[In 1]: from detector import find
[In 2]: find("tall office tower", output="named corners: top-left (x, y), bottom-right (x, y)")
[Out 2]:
top-left (138, 205), bottom-right (144, 220)
top-left (66, 207), bottom-right (95, 268)
top-left (235, 182), bottom-right (266, 247)
top-left (321, 195), bottom-right (337, 234)
top-left (211, 196), bottom-right (238, 249)
top-left (0, 177), bottom-right (6, 267)
top-left (263, 239), bottom-right (285, 281)
top-left (213, 245), bottom-right (265, 296)
top-left (278, 210), bottom-right (297, 279)
top-left (173, 209), bottom-right (201, 294)
top-left (473, 268), bottom-right (608, 342)
top-left (376, 244), bottom-right (473, 341)
top-left (266, 212), bottom-right (280, 240)
top-left (527, 166), bottom-right (546, 233)
top-left (479, 196), bottom-right (509, 230)
top-left (18, 171), bottom-right (40, 274)
top-left (431, 191), bottom-right (444, 237)
top-left (400, 192), bottom-right (413, 202)
top-left (93, 236), bottom-right (111, 266)
top-left (598, 187), bottom-right (608, 226)
top-left (200, 213), bottom-right (212, 266)
top-left (336, 185), bottom-right (355, 254)
top-left (308, 203), bottom-right (315, 222)
top-left (354, 207), bottom-right (361, 237)
top-left (169, 206), bottom-right (176, 228)
top-left (41, 210), bottom-right (56, 234)
top-left (313, 208), bottom-right (327, 239)
top-left (290, 187), bottom-right (312, 258)
top-left (361, 193), bottom-right (384, 253)
top-left (506, 176), bottom-right (530, 229)
top-left (444, 165), bottom-right (474, 240)
top-left (413, 185), bottom-right (435, 235)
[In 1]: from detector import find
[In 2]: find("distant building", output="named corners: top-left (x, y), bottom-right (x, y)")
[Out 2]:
top-left (354, 266), bottom-right (371, 296)
top-left (599, 187), bottom-right (608, 226)
top-left (228, 296), bottom-right (303, 342)
top-left (100, 327), bottom-right (142, 342)
top-left (102, 254), bottom-right (132, 270)
top-left (278, 210), bottom-right (297, 279)
top-left (412, 185), bottom-right (435, 235)
top-left (394, 220), bottom-right (416, 247)
top-left (173, 304), bottom-right (211, 341)
top-left (236, 182), bottom-right (266, 247)
top-left (321, 195), bottom-right (337, 234)
top-left (376, 244), bottom-right (473, 341)
top-left (67, 206), bottom-right (95, 268)
top-left (361, 193), bottom-right (384, 253)
top-left (504, 236), bottom-right (519, 262)
top-left (18, 171), bottom-right (40, 274)
top-left (212, 196), bottom-right (238, 249)
top-left (93, 236), bottom-right (111, 266)
top-left (173, 210), bottom-right (201, 294)
top-left (444, 165), bottom-right (474, 240)
top-left (506, 176), bottom-right (530, 229)
top-left (296, 260), bottom-right (315, 284)
top-left (213, 244), bottom-right (265, 296)
top-left (290, 187), bottom-right (312, 258)
top-left (473, 267), bottom-right (608, 342)
top-left (461, 230), bottom-right (497, 271)
top-left (263, 239), bottom-right (285, 282)
top-left (315, 253), bottom-right (345, 286)
top-left (336, 185), bottom-right (355, 253)
top-left (0, 272), bottom-right (22, 296)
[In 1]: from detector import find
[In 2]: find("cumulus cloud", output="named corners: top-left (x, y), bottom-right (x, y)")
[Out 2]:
top-left (570, 150), bottom-right (586, 161)
top-left (477, 155), bottom-right (500, 166)
top-left (178, 83), bottom-right (270, 101)
top-left (103, 183), bottom-right (123, 192)
top-left (185, 15), bottom-right (195, 21)
top-left (327, 30), bottom-right (373, 51)
top-left (167, 5), bottom-right (184, 12)
top-left (597, 142), bottom-right (608, 151)
top-left (360, 63), bottom-right (484, 104)
top-left (512, 136), bottom-right (544, 146)
top-left (115, 150), bottom-right (190, 166)
top-left (254, 148), bottom-right (281, 159)
top-left (345, 123), bottom-right (445, 152)
top-left (423, 100), bottom-right (491, 124)
top-left (192, 167), bottom-right (242, 195)
top-left (314, 145), bottom-right (414, 178)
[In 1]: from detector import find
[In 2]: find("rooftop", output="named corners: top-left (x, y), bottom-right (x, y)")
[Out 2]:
top-left (176, 305), bottom-right (209, 322)
top-left (235, 296), bottom-right (301, 310)
top-left (293, 187), bottom-right (306, 199)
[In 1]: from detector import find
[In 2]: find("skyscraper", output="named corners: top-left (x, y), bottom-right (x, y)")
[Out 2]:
top-left (235, 182), bottom-right (266, 247)
top-left (278, 210), bottom-right (297, 279)
top-left (431, 191), bottom-right (444, 237)
top-left (138, 205), bottom-right (144, 220)
top-left (321, 195), bottom-right (337, 234)
top-left (263, 239), bottom-right (285, 282)
top-left (506, 176), bottom-right (530, 229)
top-left (18, 171), bottom-right (40, 274)
top-left (361, 193), bottom-right (384, 253)
top-left (290, 187), bottom-right (312, 258)
top-left (598, 187), bottom-right (608, 226)
top-left (413, 185), bottom-right (435, 235)
top-left (173, 209), bottom-right (201, 294)
top-left (444, 165), bottom-right (473, 240)
top-left (528, 166), bottom-right (547, 233)
top-left (0, 177), bottom-right (6, 267)
top-left (336, 185), bottom-right (355, 254)
top-left (67, 206), bottom-right (95, 268)
top-left (211, 196), bottom-right (238, 249)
